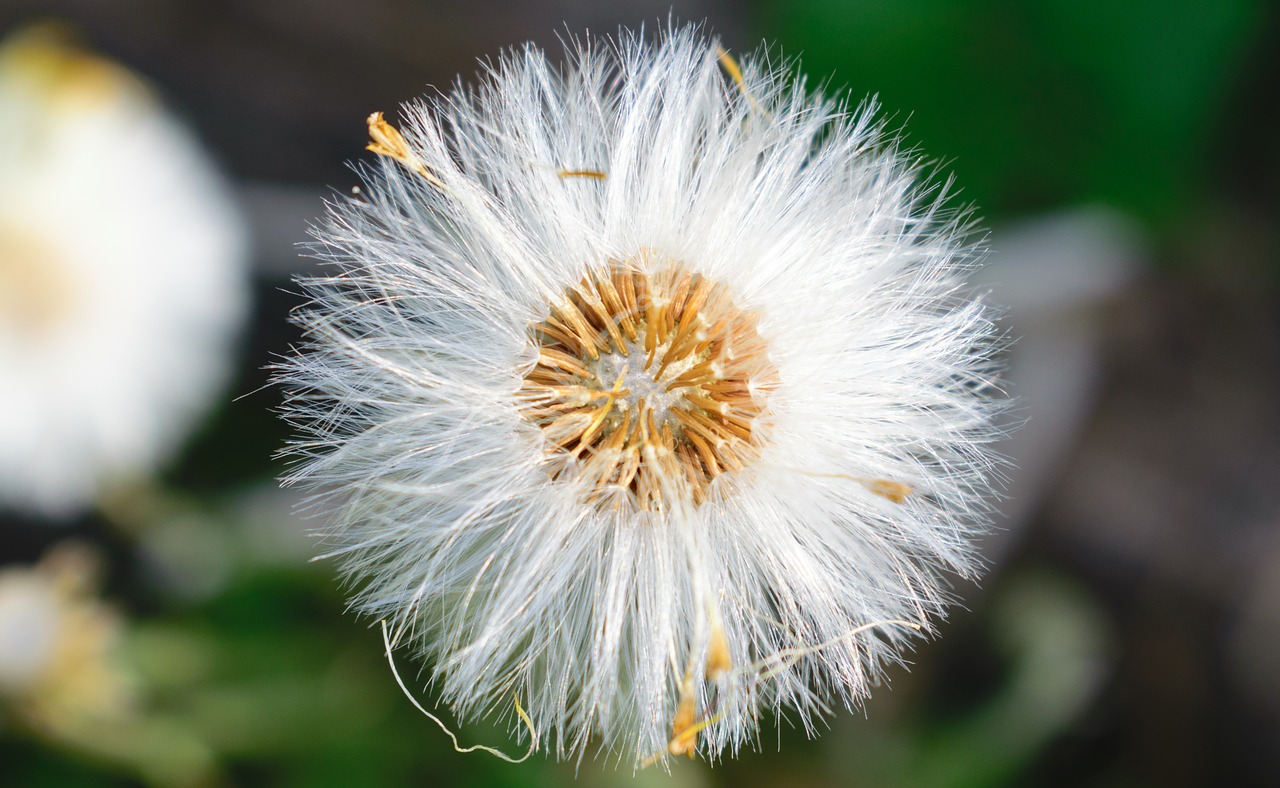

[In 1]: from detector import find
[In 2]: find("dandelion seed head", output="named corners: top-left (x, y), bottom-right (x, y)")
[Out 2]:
top-left (0, 26), bottom-right (247, 518)
top-left (280, 25), bottom-right (1006, 765)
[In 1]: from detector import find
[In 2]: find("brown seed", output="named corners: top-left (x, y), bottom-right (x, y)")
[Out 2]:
top-left (518, 259), bottom-right (778, 511)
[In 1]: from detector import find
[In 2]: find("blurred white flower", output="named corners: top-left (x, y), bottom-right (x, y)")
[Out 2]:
top-left (0, 543), bottom-right (132, 730)
top-left (0, 26), bottom-right (247, 518)
top-left (280, 28), bottom-right (1003, 764)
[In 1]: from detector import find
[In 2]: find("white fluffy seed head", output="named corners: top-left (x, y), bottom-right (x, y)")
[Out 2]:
top-left (0, 27), bottom-right (248, 518)
top-left (279, 25), bottom-right (1005, 766)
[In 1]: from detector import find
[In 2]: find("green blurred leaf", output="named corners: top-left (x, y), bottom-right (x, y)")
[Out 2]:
top-left (768, 0), bottom-right (1264, 226)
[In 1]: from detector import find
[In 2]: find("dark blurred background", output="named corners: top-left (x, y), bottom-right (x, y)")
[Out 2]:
top-left (0, 1), bottom-right (1277, 786)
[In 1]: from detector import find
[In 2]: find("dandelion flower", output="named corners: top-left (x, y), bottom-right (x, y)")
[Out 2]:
top-left (0, 26), bottom-right (248, 518)
top-left (280, 27), bottom-right (1003, 764)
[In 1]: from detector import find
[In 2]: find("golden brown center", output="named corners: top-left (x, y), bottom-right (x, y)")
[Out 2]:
top-left (519, 259), bottom-right (777, 511)
top-left (0, 222), bottom-right (73, 337)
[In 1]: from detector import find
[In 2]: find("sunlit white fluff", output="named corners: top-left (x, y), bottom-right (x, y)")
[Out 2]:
top-left (280, 26), bottom-right (1003, 765)
top-left (0, 27), bottom-right (248, 518)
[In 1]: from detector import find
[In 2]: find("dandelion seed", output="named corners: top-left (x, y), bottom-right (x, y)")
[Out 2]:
top-left (279, 25), bottom-right (1004, 765)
